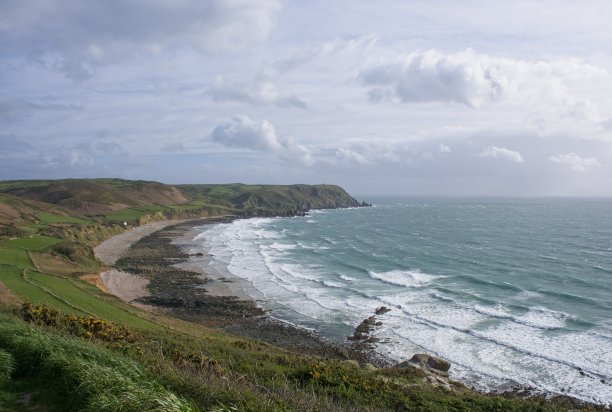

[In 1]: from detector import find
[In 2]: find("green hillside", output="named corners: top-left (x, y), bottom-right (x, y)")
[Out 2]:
top-left (0, 179), bottom-right (588, 411)
top-left (178, 183), bottom-right (367, 216)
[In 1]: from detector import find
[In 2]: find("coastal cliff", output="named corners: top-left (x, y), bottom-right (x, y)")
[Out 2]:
top-left (0, 179), bottom-right (368, 226)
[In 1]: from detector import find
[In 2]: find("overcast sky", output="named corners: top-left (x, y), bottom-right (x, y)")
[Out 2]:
top-left (1, 1), bottom-right (612, 196)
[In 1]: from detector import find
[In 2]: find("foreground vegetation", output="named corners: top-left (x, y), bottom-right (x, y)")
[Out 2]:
top-left (1, 304), bottom-right (581, 412)
top-left (0, 179), bottom-right (600, 411)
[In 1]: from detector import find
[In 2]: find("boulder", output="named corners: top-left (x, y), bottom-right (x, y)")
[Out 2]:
top-left (375, 306), bottom-right (391, 315)
top-left (409, 353), bottom-right (451, 372)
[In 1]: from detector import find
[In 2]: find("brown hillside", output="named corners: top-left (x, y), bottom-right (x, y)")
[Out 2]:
top-left (2, 179), bottom-right (187, 215)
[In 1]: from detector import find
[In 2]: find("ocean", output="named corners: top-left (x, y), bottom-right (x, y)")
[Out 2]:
top-left (193, 198), bottom-right (612, 406)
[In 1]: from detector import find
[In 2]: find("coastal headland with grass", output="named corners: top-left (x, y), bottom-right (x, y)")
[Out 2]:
top-left (0, 178), bottom-right (606, 411)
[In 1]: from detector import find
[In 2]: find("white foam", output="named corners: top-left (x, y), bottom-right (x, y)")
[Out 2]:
top-left (369, 269), bottom-right (439, 288)
top-left (269, 242), bottom-right (297, 251)
top-left (193, 215), bottom-right (612, 407)
top-left (474, 305), bottom-right (570, 329)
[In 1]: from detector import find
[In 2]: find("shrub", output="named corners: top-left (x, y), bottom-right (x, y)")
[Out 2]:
top-left (21, 303), bottom-right (133, 343)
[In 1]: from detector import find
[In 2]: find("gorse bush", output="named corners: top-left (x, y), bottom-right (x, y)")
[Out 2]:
top-left (21, 302), bottom-right (133, 343)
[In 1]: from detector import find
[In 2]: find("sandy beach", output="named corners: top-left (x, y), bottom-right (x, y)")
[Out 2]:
top-left (92, 217), bottom-right (380, 363)
top-left (94, 219), bottom-right (187, 305)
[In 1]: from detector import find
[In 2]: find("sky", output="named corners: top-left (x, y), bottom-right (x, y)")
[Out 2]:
top-left (1, 1), bottom-right (612, 196)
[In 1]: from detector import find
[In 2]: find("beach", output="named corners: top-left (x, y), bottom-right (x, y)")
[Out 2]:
top-left (94, 217), bottom-right (383, 364)
top-left (95, 219), bottom-right (188, 306)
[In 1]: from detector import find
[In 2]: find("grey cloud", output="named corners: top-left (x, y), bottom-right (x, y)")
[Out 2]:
top-left (0, 97), bottom-right (81, 121)
top-left (0, 0), bottom-right (281, 77)
top-left (55, 59), bottom-right (95, 82)
top-left (161, 141), bottom-right (186, 153)
top-left (0, 135), bottom-right (33, 154)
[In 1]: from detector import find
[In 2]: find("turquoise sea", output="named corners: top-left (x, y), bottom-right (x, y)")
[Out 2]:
top-left (194, 198), bottom-right (612, 405)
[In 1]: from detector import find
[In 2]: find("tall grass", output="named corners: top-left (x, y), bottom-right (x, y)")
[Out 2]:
top-left (0, 349), bottom-right (13, 385)
top-left (0, 315), bottom-right (196, 411)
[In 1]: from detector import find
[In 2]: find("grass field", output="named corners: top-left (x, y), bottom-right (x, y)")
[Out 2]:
top-left (1, 235), bottom-right (62, 251)
top-left (104, 205), bottom-right (169, 223)
top-left (0, 248), bottom-right (35, 270)
top-left (37, 212), bottom-right (91, 225)
top-left (0, 266), bottom-right (83, 314)
top-left (26, 272), bottom-right (161, 330)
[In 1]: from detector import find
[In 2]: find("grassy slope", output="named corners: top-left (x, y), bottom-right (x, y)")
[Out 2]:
top-left (0, 179), bottom-right (592, 411)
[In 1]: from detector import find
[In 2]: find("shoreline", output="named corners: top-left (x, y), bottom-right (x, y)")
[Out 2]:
top-left (97, 217), bottom-right (380, 364)
top-left (93, 216), bottom-right (608, 409)
top-left (94, 219), bottom-right (189, 306)
top-left (171, 223), bottom-right (253, 301)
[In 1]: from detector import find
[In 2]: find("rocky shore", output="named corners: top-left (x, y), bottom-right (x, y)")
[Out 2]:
top-left (102, 218), bottom-right (385, 365)
top-left (96, 218), bottom-right (608, 411)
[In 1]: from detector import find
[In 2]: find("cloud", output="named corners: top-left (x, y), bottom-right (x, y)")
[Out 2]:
top-left (0, 135), bottom-right (33, 154)
top-left (209, 115), bottom-right (311, 163)
top-left (208, 77), bottom-right (307, 109)
top-left (0, 0), bottom-right (281, 77)
top-left (161, 141), bottom-right (186, 153)
top-left (335, 148), bottom-right (371, 165)
top-left (549, 153), bottom-right (601, 172)
top-left (439, 143), bottom-right (451, 153)
top-left (0, 97), bottom-right (80, 121)
top-left (360, 49), bottom-right (607, 108)
top-left (479, 146), bottom-right (524, 163)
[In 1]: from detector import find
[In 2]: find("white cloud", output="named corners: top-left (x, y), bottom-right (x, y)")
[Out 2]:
top-left (439, 143), bottom-right (451, 153)
top-left (210, 115), bottom-right (311, 163)
top-left (479, 146), bottom-right (524, 163)
top-left (549, 153), bottom-right (601, 172)
top-left (335, 148), bottom-right (371, 165)
top-left (360, 49), bottom-right (607, 108)
top-left (208, 77), bottom-right (307, 109)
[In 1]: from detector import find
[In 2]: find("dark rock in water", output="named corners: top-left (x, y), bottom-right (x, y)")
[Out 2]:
top-left (408, 353), bottom-right (451, 372)
top-left (355, 316), bottom-right (377, 335)
top-left (375, 306), bottom-right (391, 315)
